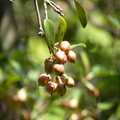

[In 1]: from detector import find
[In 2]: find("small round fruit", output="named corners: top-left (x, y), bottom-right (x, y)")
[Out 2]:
top-left (68, 99), bottom-right (79, 109)
top-left (46, 81), bottom-right (57, 95)
top-left (67, 50), bottom-right (76, 63)
top-left (55, 50), bottom-right (67, 64)
top-left (88, 87), bottom-right (99, 98)
top-left (65, 77), bottom-right (75, 87)
top-left (38, 73), bottom-right (51, 86)
top-left (60, 41), bottom-right (71, 53)
top-left (56, 83), bottom-right (66, 96)
top-left (53, 64), bottom-right (65, 76)
top-left (44, 57), bottom-right (54, 74)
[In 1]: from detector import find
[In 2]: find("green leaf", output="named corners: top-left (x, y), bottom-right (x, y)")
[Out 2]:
top-left (44, 19), bottom-right (55, 50)
top-left (9, 60), bottom-right (23, 76)
top-left (71, 43), bottom-right (86, 49)
top-left (108, 16), bottom-right (120, 28)
top-left (74, 0), bottom-right (87, 28)
top-left (7, 74), bottom-right (20, 86)
top-left (116, 104), bottom-right (120, 118)
top-left (0, 68), bottom-right (4, 82)
top-left (98, 102), bottom-right (115, 110)
top-left (58, 16), bottom-right (67, 43)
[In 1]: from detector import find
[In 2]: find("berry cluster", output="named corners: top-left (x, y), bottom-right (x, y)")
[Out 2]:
top-left (38, 41), bottom-right (76, 96)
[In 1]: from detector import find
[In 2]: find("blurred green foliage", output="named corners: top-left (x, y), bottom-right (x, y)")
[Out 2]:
top-left (0, 0), bottom-right (120, 120)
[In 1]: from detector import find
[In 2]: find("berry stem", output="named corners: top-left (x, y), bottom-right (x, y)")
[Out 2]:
top-left (54, 46), bottom-right (59, 51)
top-left (63, 73), bottom-right (68, 78)
top-left (57, 76), bottom-right (62, 84)
top-left (51, 74), bottom-right (55, 81)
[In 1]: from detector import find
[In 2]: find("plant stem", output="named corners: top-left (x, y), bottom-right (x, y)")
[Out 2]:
top-left (34, 0), bottom-right (45, 36)
top-left (45, 0), bottom-right (64, 16)
top-left (44, 0), bottom-right (48, 19)
top-left (57, 76), bottom-right (62, 83)
top-left (51, 74), bottom-right (55, 81)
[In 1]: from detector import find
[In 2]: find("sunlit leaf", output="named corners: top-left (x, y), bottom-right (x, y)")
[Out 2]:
top-left (71, 43), bottom-right (86, 49)
top-left (74, 0), bottom-right (87, 28)
top-left (44, 19), bottom-right (55, 50)
top-left (58, 15), bottom-right (67, 43)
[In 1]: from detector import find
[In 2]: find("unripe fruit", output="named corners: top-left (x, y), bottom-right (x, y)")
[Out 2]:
top-left (44, 57), bottom-right (54, 74)
top-left (65, 77), bottom-right (75, 87)
top-left (55, 50), bottom-right (67, 64)
top-left (56, 83), bottom-right (66, 96)
top-left (67, 50), bottom-right (76, 63)
top-left (53, 64), bottom-right (65, 76)
top-left (38, 73), bottom-right (51, 86)
top-left (46, 81), bottom-right (57, 95)
top-left (60, 41), bottom-right (71, 53)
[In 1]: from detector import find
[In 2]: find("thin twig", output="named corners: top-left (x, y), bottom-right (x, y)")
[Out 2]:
top-left (34, 0), bottom-right (45, 36)
top-left (44, 0), bottom-right (48, 19)
top-left (45, 0), bottom-right (64, 16)
top-left (9, 0), bottom-right (15, 3)
top-left (49, 1), bottom-right (63, 11)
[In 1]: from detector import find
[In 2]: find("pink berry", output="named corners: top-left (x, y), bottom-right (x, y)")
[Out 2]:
top-left (55, 50), bottom-right (67, 64)
top-left (53, 64), bottom-right (65, 76)
top-left (44, 57), bottom-right (54, 74)
top-left (38, 73), bottom-right (51, 86)
top-left (65, 77), bottom-right (75, 87)
top-left (56, 83), bottom-right (66, 96)
top-left (67, 50), bottom-right (76, 63)
top-left (46, 81), bottom-right (57, 95)
top-left (60, 41), bottom-right (71, 53)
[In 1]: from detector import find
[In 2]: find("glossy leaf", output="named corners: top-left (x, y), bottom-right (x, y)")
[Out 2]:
top-left (58, 16), bottom-right (67, 44)
top-left (44, 19), bottom-right (55, 50)
top-left (71, 43), bottom-right (86, 49)
top-left (74, 0), bottom-right (87, 28)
